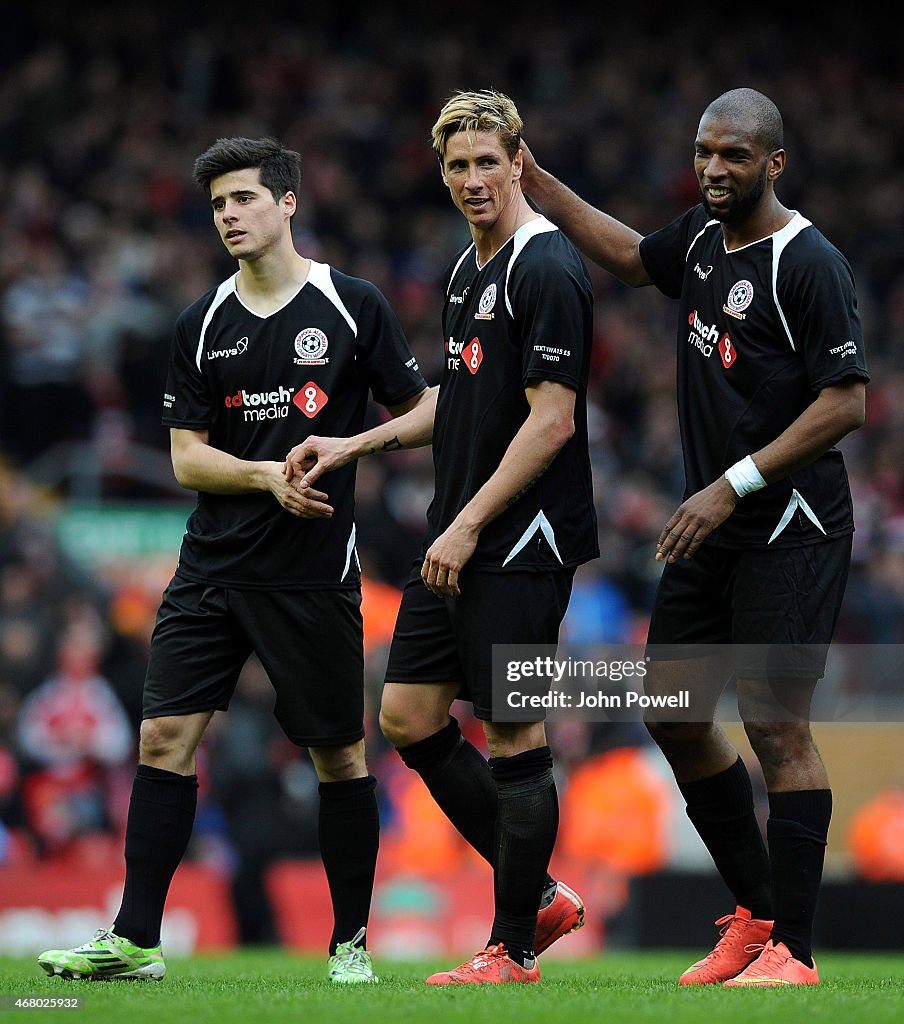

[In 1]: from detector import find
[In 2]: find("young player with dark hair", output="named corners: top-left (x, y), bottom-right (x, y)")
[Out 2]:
top-left (37, 136), bottom-right (431, 984)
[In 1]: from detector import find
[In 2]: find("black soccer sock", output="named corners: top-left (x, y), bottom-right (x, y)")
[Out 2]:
top-left (678, 756), bottom-right (773, 920)
top-left (487, 746), bottom-right (558, 967)
top-left (112, 763), bottom-right (198, 949)
top-left (397, 717), bottom-right (498, 864)
top-left (397, 720), bottom-right (555, 893)
top-left (766, 788), bottom-right (832, 965)
top-left (319, 775), bottom-right (379, 955)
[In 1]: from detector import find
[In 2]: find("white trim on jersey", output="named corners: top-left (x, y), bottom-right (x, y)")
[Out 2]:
top-left (502, 510), bottom-right (564, 567)
top-left (504, 217), bottom-right (558, 317)
top-left (768, 487), bottom-right (826, 544)
top-left (340, 522), bottom-right (360, 581)
top-left (447, 246), bottom-right (475, 295)
top-left (233, 280), bottom-right (307, 320)
top-left (195, 275), bottom-right (239, 371)
top-left (771, 213), bottom-right (812, 352)
top-left (307, 261), bottom-right (358, 337)
top-left (685, 219), bottom-right (719, 263)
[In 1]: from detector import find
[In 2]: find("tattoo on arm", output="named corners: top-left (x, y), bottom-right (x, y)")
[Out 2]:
top-left (505, 464), bottom-right (550, 507)
top-left (368, 435), bottom-right (403, 455)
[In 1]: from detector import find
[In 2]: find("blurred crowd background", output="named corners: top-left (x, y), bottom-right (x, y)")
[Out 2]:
top-left (2, 2), bottom-right (904, 945)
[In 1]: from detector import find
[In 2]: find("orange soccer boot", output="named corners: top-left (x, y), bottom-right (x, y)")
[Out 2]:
top-left (535, 880), bottom-right (585, 954)
top-left (678, 906), bottom-right (774, 985)
top-left (723, 940), bottom-right (819, 987)
top-left (426, 944), bottom-right (541, 986)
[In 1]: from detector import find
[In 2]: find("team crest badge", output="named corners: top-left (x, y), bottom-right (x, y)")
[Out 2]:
top-left (724, 280), bottom-right (754, 320)
top-left (294, 328), bottom-right (329, 364)
top-left (475, 283), bottom-right (497, 320)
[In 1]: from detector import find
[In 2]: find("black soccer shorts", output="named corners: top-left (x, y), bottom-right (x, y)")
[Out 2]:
top-left (143, 575), bottom-right (365, 746)
top-left (384, 560), bottom-right (575, 720)
top-left (645, 534), bottom-right (853, 680)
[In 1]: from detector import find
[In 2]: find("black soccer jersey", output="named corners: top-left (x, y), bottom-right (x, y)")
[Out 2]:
top-left (162, 261), bottom-right (427, 589)
top-left (425, 216), bottom-right (599, 571)
top-left (639, 206), bottom-right (869, 549)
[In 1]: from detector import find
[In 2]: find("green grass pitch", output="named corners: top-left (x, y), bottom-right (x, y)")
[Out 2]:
top-left (1, 950), bottom-right (902, 1024)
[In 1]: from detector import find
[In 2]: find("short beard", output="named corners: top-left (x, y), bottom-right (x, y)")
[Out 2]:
top-left (702, 165), bottom-right (768, 225)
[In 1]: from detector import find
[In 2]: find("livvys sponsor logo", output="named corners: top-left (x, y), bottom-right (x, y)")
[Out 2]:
top-left (207, 337), bottom-right (249, 360)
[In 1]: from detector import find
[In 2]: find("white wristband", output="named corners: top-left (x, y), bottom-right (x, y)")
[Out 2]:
top-left (724, 455), bottom-right (767, 498)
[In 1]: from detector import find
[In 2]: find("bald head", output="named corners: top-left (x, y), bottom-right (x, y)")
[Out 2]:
top-left (702, 88), bottom-right (784, 154)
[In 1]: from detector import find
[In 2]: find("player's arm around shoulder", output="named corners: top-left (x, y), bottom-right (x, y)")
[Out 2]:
top-left (519, 141), bottom-right (650, 287)
top-left (170, 428), bottom-right (333, 519)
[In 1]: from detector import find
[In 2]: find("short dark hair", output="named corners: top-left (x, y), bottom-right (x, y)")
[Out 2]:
top-left (703, 88), bottom-right (784, 153)
top-left (192, 136), bottom-right (301, 202)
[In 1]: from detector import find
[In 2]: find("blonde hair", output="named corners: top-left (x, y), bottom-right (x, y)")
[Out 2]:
top-left (431, 89), bottom-right (523, 161)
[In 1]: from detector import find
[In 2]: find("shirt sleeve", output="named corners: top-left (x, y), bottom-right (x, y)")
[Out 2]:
top-left (777, 239), bottom-right (870, 391)
top-left (352, 282), bottom-right (429, 406)
top-left (639, 207), bottom-right (705, 300)
top-left (508, 237), bottom-right (592, 391)
top-left (161, 308), bottom-right (212, 428)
